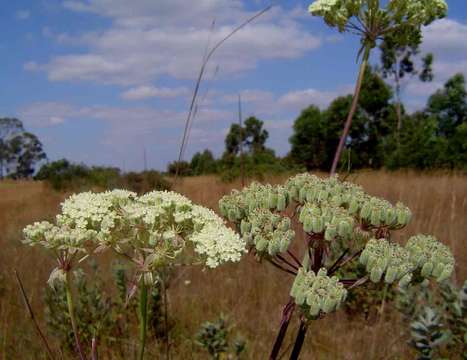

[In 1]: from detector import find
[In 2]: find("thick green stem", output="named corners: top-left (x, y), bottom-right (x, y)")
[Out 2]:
top-left (138, 283), bottom-right (149, 360)
top-left (330, 45), bottom-right (371, 176)
top-left (65, 272), bottom-right (87, 360)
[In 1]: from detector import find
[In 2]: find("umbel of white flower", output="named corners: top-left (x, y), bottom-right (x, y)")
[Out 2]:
top-left (219, 173), bottom-right (455, 320)
top-left (23, 189), bottom-right (245, 286)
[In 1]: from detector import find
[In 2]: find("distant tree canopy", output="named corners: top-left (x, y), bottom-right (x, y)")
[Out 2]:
top-left (0, 118), bottom-right (46, 178)
top-left (289, 72), bottom-right (467, 171)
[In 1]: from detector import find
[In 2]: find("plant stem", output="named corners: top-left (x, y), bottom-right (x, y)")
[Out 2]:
top-left (289, 320), bottom-right (308, 360)
top-left (269, 298), bottom-right (296, 360)
top-left (64, 272), bottom-right (87, 360)
top-left (330, 45), bottom-right (371, 176)
top-left (138, 283), bottom-right (149, 360)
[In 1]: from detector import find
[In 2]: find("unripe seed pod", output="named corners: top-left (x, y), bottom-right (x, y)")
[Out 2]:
top-left (370, 267), bottom-right (383, 283)
top-left (279, 237), bottom-right (289, 253)
top-left (299, 188), bottom-right (307, 203)
top-left (360, 202), bottom-right (371, 220)
top-left (348, 198), bottom-right (359, 214)
top-left (240, 220), bottom-right (251, 235)
top-left (312, 216), bottom-right (324, 233)
top-left (337, 220), bottom-right (351, 238)
top-left (268, 192), bottom-right (278, 209)
top-left (255, 236), bottom-right (268, 252)
top-left (324, 224), bottom-right (336, 241)
top-left (432, 263), bottom-right (445, 278)
top-left (277, 193), bottom-right (286, 211)
top-left (303, 217), bottom-right (313, 233)
top-left (398, 274), bottom-right (412, 289)
top-left (359, 250), bottom-right (369, 266)
top-left (384, 267), bottom-right (397, 284)
top-left (384, 207), bottom-right (397, 226)
top-left (228, 209), bottom-right (237, 222)
top-left (322, 298), bottom-right (337, 313)
top-left (421, 262), bottom-right (434, 278)
top-left (436, 266), bottom-right (452, 282)
top-left (370, 208), bottom-right (381, 227)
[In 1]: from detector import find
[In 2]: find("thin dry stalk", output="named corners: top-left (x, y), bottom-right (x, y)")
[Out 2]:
top-left (174, 5), bottom-right (273, 182)
top-left (14, 270), bottom-right (56, 360)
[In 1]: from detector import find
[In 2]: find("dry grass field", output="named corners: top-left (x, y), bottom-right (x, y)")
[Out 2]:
top-left (0, 171), bottom-right (465, 359)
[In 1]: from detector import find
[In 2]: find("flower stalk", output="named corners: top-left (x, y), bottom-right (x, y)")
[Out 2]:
top-left (138, 281), bottom-right (149, 360)
top-left (64, 271), bottom-right (87, 360)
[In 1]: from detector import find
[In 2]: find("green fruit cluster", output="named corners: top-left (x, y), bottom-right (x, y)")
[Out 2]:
top-left (291, 267), bottom-right (347, 318)
top-left (240, 209), bottom-right (294, 257)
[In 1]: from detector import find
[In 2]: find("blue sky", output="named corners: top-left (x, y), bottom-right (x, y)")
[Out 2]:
top-left (1, 0), bottom-right (466, 171)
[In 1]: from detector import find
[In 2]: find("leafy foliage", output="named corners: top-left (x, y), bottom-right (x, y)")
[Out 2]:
top-left (196, 315), bottom-right (246, 359)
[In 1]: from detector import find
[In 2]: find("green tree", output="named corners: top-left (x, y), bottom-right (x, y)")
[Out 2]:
top-left (8, 132), bottom-right (47, 178)
top-left (190, 149), bottom-right (217, 175)
top-left (426, 73), bottom-right (467, 137)
top-left (224, 116), bottom-right (269, 157)
top-left (0, 118), bottom-right (24, 178)
top-left (379, 31), bottom-right (434, 130)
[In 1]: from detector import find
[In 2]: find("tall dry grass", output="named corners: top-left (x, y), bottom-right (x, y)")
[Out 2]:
top-left (0, 172), bottom-right (465, 359)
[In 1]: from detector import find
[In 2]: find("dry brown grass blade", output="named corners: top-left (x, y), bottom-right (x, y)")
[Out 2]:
top-left (174, 4), bottom-right (273, 182)
top-left (14, 270), bottom-right (56, 360)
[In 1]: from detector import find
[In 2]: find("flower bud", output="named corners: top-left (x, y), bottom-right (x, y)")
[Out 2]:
top-left (268, 192), bottom-right (278, 209)
top-left (384, 267), bottom-right (397, 284)
top-left (312, 216), bottom-right (324, 233)
top-left (421, 262), bottom-right (434, 278)
top-left (436, 265), bottom-right (453, 282)
top-left (398, 274), bottom-right (412, 289)
top-left (370, 267), bottom-right (383, 283)
top-left (277, 193), bottom-right (286, 211)
top-left (240, 220), bottom-right (251, 235)
top-left (370, 208), bottom-right (381, 227)
top-left (348, 198), bottom-right (359, 214)
top-left (360, 202), bottom-right (371, 220)
top-left (303, 217), bottom-right (313, 233)
top-left (324, 224), bottom-right (337, 241)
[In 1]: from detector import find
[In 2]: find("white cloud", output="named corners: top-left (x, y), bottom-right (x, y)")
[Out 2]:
top-left (278, 87), bottom-right (351, 110)
top-left (16, 10), bottom-right (30, 20)
top-left (27, 1), bottom-right (321, 85)
top-left (121, 86), bottom-right (189, 100)
top-left (422, 19), bottom-right (467, 58)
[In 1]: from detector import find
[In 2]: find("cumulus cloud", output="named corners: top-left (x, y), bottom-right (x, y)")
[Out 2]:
top-left (121, 86), bottom-right (189, 100)
top-left (26, 0), bottom-right (321, 85)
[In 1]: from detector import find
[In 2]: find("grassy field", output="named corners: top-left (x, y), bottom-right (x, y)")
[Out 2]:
top-left (0, 171), bottom-right (465, 359)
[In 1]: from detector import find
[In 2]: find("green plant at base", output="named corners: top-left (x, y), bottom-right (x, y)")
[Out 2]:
top-left (398, 280), bottom-right (467, 359)
top-left (219, 173), bottom-right (455, 359)
top-left (196, 315), bottom-right (246, 360)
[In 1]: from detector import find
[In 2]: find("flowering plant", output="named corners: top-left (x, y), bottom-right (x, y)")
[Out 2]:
top-left (219, 174), bottom-right (454, 359)
top-left (23, 189), bottom-right (245, 360)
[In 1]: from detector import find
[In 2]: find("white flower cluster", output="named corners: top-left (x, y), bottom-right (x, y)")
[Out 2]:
top-left (309, 0), bottom-right (448, 45)
top-left (406, 234), bottom-right (454, 282)
top-left (240, 208), bottom-right (294, 257)
top-left (291, 268), bottom-right (347, 318)
top-left (23, 189), bottom-right (245, 271)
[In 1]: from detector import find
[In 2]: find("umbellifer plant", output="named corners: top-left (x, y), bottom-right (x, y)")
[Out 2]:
top-left (307, 0), bottom-right (449, 175)
top-left (23, 189), bottom-right (245, 360)
top-left (219, 173), bottom-right (455, 359)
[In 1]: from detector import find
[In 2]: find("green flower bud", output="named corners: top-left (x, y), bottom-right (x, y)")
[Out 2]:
top-left (324, 224), bottom-right (337, 241)
top-left (268, 192), bottom-right (278, 209)
top-left (303, 217), bottom-right (313, 233)
top-left (312, 216), bottom-right (324, 233)
top-left (384, 207), bottom-right (397, 226)
top-left (399, 274), bottom-right (412, 289)
top-left (384, 267), bottom-right (397, 284)
top-left (322, 298), bottom-right (337, 313)
top-left (348, 198), bottom-right (359, 214)
top-left (421, 262), bottom-right (434, 278)
top-left (309, 302), bottom-right (321, 317)
top-left (359, 250), bottom-right (369, 266)
top-left (228, 209), bottom-right (238, 222)
top-left (436, 265), bottom-right (453, 283)
top-left (370, 208), bottom-right (381, 227)
top-left (299, 187), bottom-right (307, 203)
top-left (337, 220), bottom-right (351, 238)
top-left (432, 263), bottom-right (445, 278)
top-left (240, 220), bottom-right (251, 235)
top-left (360, 202), bottom-right (371, 220)
top-left (370, 267), bottom-right (383, 283)
top-left (255, 236), bottom-right (268, 252)
top-left (277, 193), bottom-right (286, 211)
